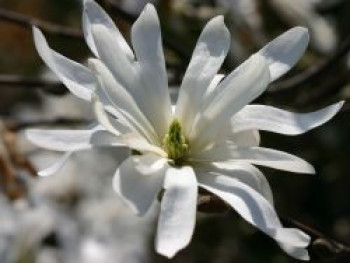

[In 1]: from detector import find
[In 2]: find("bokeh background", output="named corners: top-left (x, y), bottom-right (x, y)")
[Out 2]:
top-left (0, 0), bottom-right (349, 262)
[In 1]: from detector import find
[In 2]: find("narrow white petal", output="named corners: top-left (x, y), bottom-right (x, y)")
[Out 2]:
top-left (220, 129), bottom-right (260, 147)
top-left (113, 155), bottom-right (167, 216)
top-left (202, 74), bottom-right (225, 106)
top-left (156, 166), bottom-right (198, 258)
top-left (198, 175), bottom-right (310, 260)
top-left (26, 126), bottom-right (121, 152)
top-left (33, 27), bottom-right (96, 101)
top-left (176, 16), bottom-right (231, 135)
top-left (93, 97), bottom-right (120, 136)
top-left (191, 54), bottom-right (270, 151)
top-left (232, 101), bottom-right (344, 135)
top-left (192, 145), bottom-right (315, 174)
top-left (91, 24), bottom-right (138, 95)
top-left (131, 4), bottom-right (172, 137)
top-left (195, 162), bottom-right (273, 204)
top-left (89, 59), bottom-right (159, 144)
top-left (38, 151), bottom-right (73, 177)
top-left (119, 133), bottom-right (167, 157)
top-left (83, 0), bottom-right (134, 59)
top-left (259, 27), bottom-right (309, 82)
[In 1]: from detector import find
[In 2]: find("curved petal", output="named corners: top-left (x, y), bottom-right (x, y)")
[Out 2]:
top-left (195, 162), bottom-right (274, 204)
top-left (93, 97), bottom-right (124, 136)
top-left (113, 155), bottom-right (167, 216)
top-left (33, 27), bottom-right (96, 101)
top-left (191, 145), bottom-right (315, 174)
top-left (38, 151), bottom-right (73, 177)
top-left (175, 16), bottom-right (231, 135)
top-left (232, 101), bottom-right (344, 135)
top-left (198, 175), bottom-right (310, 261)
top-left (83, 0), bottom-right (134, 59)
top-left (90, 24), bottom-right (138, 96)
top-left (26, 126), bottom-right (121, 152)
top-left (190, 54), bottom-right (270, 151)
top-left (119, 133), bottom-right (167, 157)
top-left (156, 166), bottom-right (198, 258)
top-left (228, 130), bottom-right (260, 147)
top-left (89, 59), bottom-right (159, 144)
top-left (202, 74), bottom-right (225, 106)
top-left (218, 129), bottom-right (260, 147)
top-left (131, 4), bottom-right (172, 137)
top-left (259, 27), bottom-right (309, 82)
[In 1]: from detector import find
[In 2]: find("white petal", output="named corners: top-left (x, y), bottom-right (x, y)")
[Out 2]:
top-left (175, 16), bottom-right (231, 135)
top-left (90, 24), bottom-right (138, 95)
top-left (38, 151), bottom-right (73, 177)
top-left (198, 175), bottom-right (310, 260)
top-left (202, 74), bottom-right (225, 106)
top-left (190, 54), bottom-right (270, 151)
top-left (93, 97), bottom-right (120, 136)
top-left (156, 166), bottom-right (198, 258)
top-left (83, 0), bottom-right (134, 59)
top-left (221, 129), bottom-right (260, 147)
top-left (195, 162), bottom-right (273, 204)
top-left (259, 27), bottom-right (309, 82)
top-left (192, 145), bottom-right (315, 174)
top-left (113, 155), bottom-right (167, 215)
top-left (131, 154), bottom-right (168, 176)
top-left (89, 59), bottom-right (159, 144)
top-left (131, 4), bottom-right (172, 137)
top-left (119, 133), bottom-right (167, 157)
top-left (232, 101), bottom-right (344, 135)
top-left (33, 27), bottom-right (96, 101)
top-left (26, 126), bottom-right (121, 152)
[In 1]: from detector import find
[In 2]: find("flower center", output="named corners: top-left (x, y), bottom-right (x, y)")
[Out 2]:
top-left (163, 119), bottom-right (189, 165)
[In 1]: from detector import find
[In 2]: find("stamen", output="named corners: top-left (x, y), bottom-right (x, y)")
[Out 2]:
top-left (163, 119), bottom-right (189, 165)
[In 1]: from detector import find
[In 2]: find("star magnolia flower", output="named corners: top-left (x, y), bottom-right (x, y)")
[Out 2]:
top-left (27, 0), bottom-right (344, 260)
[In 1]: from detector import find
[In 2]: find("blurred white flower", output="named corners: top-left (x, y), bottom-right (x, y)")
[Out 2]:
top-left (27, 0), bottom-right (344, 260)
top-left (269, 0), bottom-right (337, 54)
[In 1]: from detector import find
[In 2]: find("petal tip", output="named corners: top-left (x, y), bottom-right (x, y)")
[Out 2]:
top-left (336, 100), bottom-right (345, 109)
top-left (32, 26), bottom-right (45, 44)
top-left (155, 243), bottom-right (178, 259)
top-left (144, 3), bottom-right (156, 11)
top-left (32, 25), bottom-right (40, 34)
top-left (136, 2), bottom-right (159, 26)
top-left (210, 15), bottom-right (227, 30)
top-left (306, 164), bottom-right (316, 175)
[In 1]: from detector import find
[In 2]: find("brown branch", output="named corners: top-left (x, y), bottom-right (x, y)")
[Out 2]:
top-left (0, 8), bottom-right (82, 39)
top-left (268, 36), bottom-right (350, 95)
top-left (282, 217), bottom-right (350, 261)
top-left (295, 71), bottom-right (350, 108)
top-left (0, 74), bottom-right (68, 95)
top-left (6, 117), bottom-right (90, 132)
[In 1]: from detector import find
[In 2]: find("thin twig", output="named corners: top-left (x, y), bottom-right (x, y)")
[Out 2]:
top-left (0, 8), bottom-right (82, 39)
top-left (6, 118), bottom-right (90, 132)
top-left (268, 36), bottom-right (350, 94)
top-left (198, 191), bottom-right (350, 261)
top-left (282, 217), bottom-right (350, 261)
top-left (0, 75), bottom-right (67, 95)
top-left (295, 71), bottom-right (350, 108)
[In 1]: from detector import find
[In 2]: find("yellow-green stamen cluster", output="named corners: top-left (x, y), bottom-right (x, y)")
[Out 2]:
top-left (163, 119), bottom-right (189, 165)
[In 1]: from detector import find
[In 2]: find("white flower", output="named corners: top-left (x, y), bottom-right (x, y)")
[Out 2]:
top-left (26, 0), bottom-right (344, 260)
